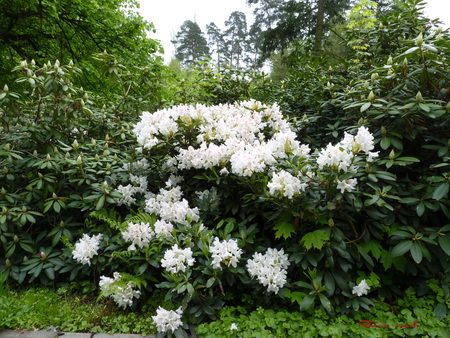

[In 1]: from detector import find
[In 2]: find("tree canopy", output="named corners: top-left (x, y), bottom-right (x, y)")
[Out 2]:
top-left (0, 0), bottom-right (163, 90)
top-left (172, 20), bottom-right (210, 67)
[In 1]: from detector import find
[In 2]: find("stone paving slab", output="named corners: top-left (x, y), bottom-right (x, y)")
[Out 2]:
top-left (0, 330), bottom-right (207, 338)
top-left (0, 331), bottom-right (60, 338)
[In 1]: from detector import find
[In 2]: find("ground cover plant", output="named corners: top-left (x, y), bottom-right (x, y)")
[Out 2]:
top-left (1, 0), bottom-right (450, 337)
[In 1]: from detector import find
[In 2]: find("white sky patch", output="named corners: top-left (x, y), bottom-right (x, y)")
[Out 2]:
top-left (138, 0), bottom-right (450, 63)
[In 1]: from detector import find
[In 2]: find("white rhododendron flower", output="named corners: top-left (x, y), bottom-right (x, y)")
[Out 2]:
top-left (133, 100), bottom-right (309, 177)
top-left (230, 323), bottom-right (238, 330)
top-left (352, 279), bottom-right (370, 296)
top-left (317, 126), bottom-right (376, 173)
top-left (247, 248), bottom-right (290, 294)
top-left (161, 244), bottom-right (195, 274)
top-left (152, 306), bottom-right (184, 333)
top-left (72, 233), bottom-right (102, 265)
top-left (99, 272), bottom-right (141, 309)
top-left (210, 237), bottom-right (243, 269)
top-left (144, 186), bottom-right (199, 225)
top-left (268, 170), bottom-right (308, 198)
top-left (337, 178), bottom-right (358, 194)
top-left (121, 222), bottom-right (154, 251)
top-left (154, 219), bottom-right (174, 239)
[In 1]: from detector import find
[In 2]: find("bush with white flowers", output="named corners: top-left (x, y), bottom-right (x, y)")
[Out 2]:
top-left (70, 100), bottom-right (383, 330)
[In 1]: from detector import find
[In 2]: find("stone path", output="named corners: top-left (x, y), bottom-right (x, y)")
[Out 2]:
top-left (0, 331), bottom-right (156, 338)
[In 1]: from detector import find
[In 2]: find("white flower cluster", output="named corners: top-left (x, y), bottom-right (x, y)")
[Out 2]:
top-left (114, 159), bottom-right (151, 206)
top-left (246, 248), bottom-right (290, 294)
top-left (352, 279), bottom-right (370, 297)
top-left (154, 219), bottom-right (174, 239)
top-left (337, 178), bottom-right (358, 194)
top-left (121, 222), bottom-right (155, 251)
top-left (317, 126), bottom-right (378, 174)
top-left (144, 186), bottom-right (199, 225)
top-left (267, 170), bottom-right (308, 199)
top-left (99, 272), bottom-right (141, 309)
top-left (161, 244), bottom-right (195, 274)
top-left (152, 306), bottom-right (183, 333)
top-left (210, 237), bottom-right (242, 270)
top-left (115, 174), bottom-right (148, 207)
top-left (72, 233), bottom-right (102, 265)
top-left (133, 100), bottom-right (310, 177)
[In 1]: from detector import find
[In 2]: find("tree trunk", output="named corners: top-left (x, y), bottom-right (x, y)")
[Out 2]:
top-left (314, 0), bottom-right (326, 53)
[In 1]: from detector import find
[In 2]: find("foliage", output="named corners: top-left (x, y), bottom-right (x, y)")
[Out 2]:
top-left (0, 0), bottom-right (163, 95)
top-left (0, 57), bottom-right (169, 285)
top-left (197, 285), bottom-right (450, 337)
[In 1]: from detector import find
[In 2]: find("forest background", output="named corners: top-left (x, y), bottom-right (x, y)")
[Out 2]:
top-left (1, 0), bottom-right (450, 337)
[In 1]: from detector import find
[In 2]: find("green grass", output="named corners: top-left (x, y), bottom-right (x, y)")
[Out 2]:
top-left (0, 284), bottom-right (173, 335)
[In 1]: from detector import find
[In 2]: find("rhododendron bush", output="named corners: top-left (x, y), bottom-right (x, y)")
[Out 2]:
top-left (69, 100), bottom-right (387, 332)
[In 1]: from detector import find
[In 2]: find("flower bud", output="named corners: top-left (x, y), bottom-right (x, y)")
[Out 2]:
top-left (102, 181), bottom-right (109, 190)
top-left (3, 84), bottom-right (8, 92)
top-left (94, 154), bottom-right (100, 162)
top-left (54, 60), bottom-right (60, 68)
top-left (371, 73), bottom-right (379, 81)
top-left (38, 251), bottom-right (47, 260)
top-left (3, 143), bottom-right (10, 151)
top-left (389, 149), bottom-right (395, 160)
top-left (47, 61), bottom-right (52, 68)
top-left (328, 218), bottom-right (334, 228)
top-left (27, 69), bottom-right (33, 78)
top-left (368, 91), bottom-right (375, 101)
top-left (387, 69), bottom-right (394, 76)
top-left (415, 91), bottom-right (423, 102)
top-left (38, 172), bottom-right (43, 179)
top-left (60, 221), bottom-right (65, 228)
top-left (103, 143), bottom-right (108, 150)
top-left (23, 256), bottom-right (28, 262)
top-left (365, 163), bottom-right (372, 173)
top-left (83, 93), bottom-right (89, 101)
top-left (114, 154), bottom-right (119, 161)
top-left (446, 102), bottom-right (450, 111)
top-left (79, 99), bottom-right (85, 107)
top-left (52, 192), bottom-right (57, 200)
top-left (14, 235), bottom-right (19, 243)
top-left (69, 60), bottom-right (74, 67)
top-left (106, 163), bottom-right (111, 171)
top-left (1, 188), bottom-right (6, 195)
top-left (72, 139), bottom-right (79, 150)
top-left (5, 259), bottom-right (12, 267)
top-left (403, 58), bottom-right (408, 67)
top-left (22, 206), bottom-right (27, 213)
top-left (105, 134), bottom-right (110, 141)
top-left (415, 32), bottom-right (423, 47)
top-left (381, 126), bottom-right (387, 135)
top-left (31, 59), bottom-right (36, 66)
top-left (54, 147), bottom-right (59, 154)
top-left (363, 81), bottom-right (369, 89)
top-left (20, 60), bottom-right (28, 68)
top-left (387, 56), bottom-right (393, 65)
top-left (65, 152), bottom-right (70, 159)
top-left (76, 155), bottom-right (82, 165)
top-left (46, 154), bottom-right (51, 161)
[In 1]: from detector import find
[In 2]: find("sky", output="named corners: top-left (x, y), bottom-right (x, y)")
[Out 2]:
top-left (137, 0), bottom-right (450, 63)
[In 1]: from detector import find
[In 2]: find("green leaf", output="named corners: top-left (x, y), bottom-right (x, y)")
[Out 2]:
top-left (410, 242), bottom-right (422, 263)
top-left (299, 294), bottom-right (316, 311)
top-left (206, 277), bottom-right (215, 288)
top-left (360, 102), bottom-right (371, 112)
top-left (96, 195), bottom-right (105, 211)
top-left (318, 293), bottom-right (332, 312)
top-left (434, 303), bottom-right (447, 321)
top-left (380, 137), bottom-right (391, 150)
top-left (418, 102), bottom-right (430, 112)
top-left (416, 202), bottom-right (425, 216)
top-left (301, 230), bottom-right (329, 250)
top-left (391, 240), bottom-right (412, 257)
top-left (403, 46), bottom-right (419, 55)
top-left (433, 183), bottom-right (450, 200)
top-left (438, 236), bottom-right (450, 256)
top-left (273, 221), bottom-right (295, 240)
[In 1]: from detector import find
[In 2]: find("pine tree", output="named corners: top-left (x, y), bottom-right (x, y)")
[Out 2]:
top-left (172, 20), bottom-right (210, 67)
